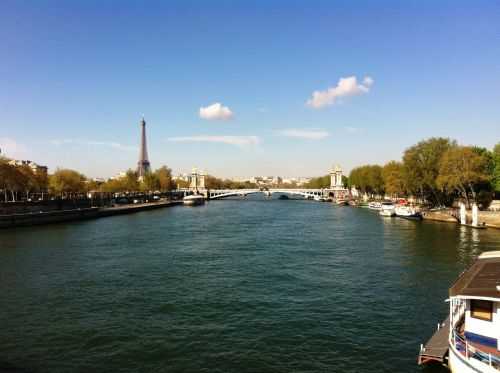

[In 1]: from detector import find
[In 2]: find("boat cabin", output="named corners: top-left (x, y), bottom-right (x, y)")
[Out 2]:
top-left (448, 251), bottom-right (500, 371)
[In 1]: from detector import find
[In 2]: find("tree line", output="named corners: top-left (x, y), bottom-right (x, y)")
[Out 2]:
top-left (348, 137), bottom-right (500, 207)
top-left (0, 157), bottom-right (178, 201)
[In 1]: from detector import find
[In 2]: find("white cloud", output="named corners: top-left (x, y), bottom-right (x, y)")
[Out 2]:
top-left (50, 139), bottom-right (137, 152)
top-left (199, 102), bottom-right (234, 120)
top-left (306, 75), bottom-right (374, 109)
top-left (0, 138), bottom-right (28, 158)
top-left (168, 135), bottom-right (259, 147)
top-left (276, 129), bottom-right (330, 140)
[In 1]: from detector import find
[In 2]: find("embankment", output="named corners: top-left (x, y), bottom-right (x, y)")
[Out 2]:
top-left (0, 201), bottom-right (182, 229)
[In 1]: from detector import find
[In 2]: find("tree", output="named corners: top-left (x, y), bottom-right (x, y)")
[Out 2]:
top-left (155, 166), bottom-right (176, 191)
top-left (141, 172), bottom-right (160, 192)
top-left (349, 165), bottom-right (384, 196)
top-left (304, 175), bottom-right (330, 189)
top-left (382, 161), bottom-right (405, 197)
top-left (437, 146), bottom-right (491, 206)
top-left (402, 137), bottom-right (456, 204)
top-left (493, 142), bottom-right (500, 197)
top-left (49, 169), bottom-right (86, 197)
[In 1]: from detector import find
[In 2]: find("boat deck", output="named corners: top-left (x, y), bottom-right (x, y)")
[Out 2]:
top-left (418, 317), bottom-right (450, 365)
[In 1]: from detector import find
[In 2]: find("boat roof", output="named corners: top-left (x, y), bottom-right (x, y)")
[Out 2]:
top-left (450, 251), bottom-right (500, 299)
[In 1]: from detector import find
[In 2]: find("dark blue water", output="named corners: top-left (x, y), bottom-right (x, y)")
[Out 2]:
top-left (1, 198), bottom-right (499, 372)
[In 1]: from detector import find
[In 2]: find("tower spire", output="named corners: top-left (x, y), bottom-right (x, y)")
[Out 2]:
top-left (137, 117), bottom-right (151, 178)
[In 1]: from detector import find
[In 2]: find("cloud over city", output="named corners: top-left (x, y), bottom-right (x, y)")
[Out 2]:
top-left (50, 139), bottom-right (137, 152)
top-left (168, 135), bottom-right (259, 147)
top-left (307, 76), bottom-right (374, 109)
top-left (276, 129), bottom-right (330, 140)
top-left (199, 102), bottom-right (234, 120)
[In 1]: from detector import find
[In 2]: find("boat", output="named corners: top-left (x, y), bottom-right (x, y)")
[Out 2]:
top-left (368, 201), bottom-right (382, 210)
top-left (394, 205), bottom-right (422, 220)
top-left (418, 251), bottom-right (500, 372)
top-left (278, 194), bottom-right (289, 200)
top-left (379, 202), bottom-right (396, 217)
top-left (336, 199), bottom-right (348, 206)
top-left (183, 194), bottom-right (205, 206)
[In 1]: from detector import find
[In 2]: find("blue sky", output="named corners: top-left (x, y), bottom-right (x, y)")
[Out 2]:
top-left (1, 0), bottom-right (499, 178)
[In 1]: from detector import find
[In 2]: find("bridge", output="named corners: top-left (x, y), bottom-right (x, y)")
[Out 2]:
top-left (207, 188), bottom-right (328, 199)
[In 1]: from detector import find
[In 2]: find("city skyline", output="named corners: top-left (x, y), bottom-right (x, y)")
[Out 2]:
top-left (1, 1), bottom-right (499, 178)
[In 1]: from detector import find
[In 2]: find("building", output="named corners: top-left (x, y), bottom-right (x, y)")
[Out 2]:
top-left (7, 159), bottom-right (48, 177)
top-left (137, 117), bottom-right (151, 179)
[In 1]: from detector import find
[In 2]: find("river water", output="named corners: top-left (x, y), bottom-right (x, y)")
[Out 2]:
top-left (1, 197), bottom-right (500, 373)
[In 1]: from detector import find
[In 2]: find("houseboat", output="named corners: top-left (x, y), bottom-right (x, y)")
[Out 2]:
top-left (183, 194), bottom-right (205, 206)
top-left (418, 251), bottom-right (500, 372)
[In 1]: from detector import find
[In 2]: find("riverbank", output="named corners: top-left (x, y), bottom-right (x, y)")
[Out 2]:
top-left (0, 200), bottom-right (182, 229)
top-left (421, 209), bottom-right (500, 229)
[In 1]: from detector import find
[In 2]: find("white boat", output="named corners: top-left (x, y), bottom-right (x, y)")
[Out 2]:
top-left (368, 201), bottom-right (382, 210)
top-left (379, 202), bottom-right (395, 217)
top-left (183, 195), bottom-right (205, 206)
top-left (419, 251), bottom-right (500, 372)
top-left (394, 205), bottom-right (422, 220)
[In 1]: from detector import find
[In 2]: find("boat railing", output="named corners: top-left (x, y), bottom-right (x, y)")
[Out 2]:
top-left (452, 329), bottom-right (500, 370)
top-left (450, 298), bottom-right (466, 330)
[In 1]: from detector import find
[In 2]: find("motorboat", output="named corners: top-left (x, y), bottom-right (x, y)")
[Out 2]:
top-left (418, 251), bottom-right (500, 372)
top-left (368, 201), bottom-right (382, 210)
top-left (379, 202), bottom-right (396, 217)
top-left (395, 205), bottom-right (422, 220)
top-left (183, 195), bottom-right (205, 206)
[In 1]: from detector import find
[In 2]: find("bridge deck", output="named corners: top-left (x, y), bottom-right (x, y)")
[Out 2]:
top-left (418, 317), bottom-right (450, 365)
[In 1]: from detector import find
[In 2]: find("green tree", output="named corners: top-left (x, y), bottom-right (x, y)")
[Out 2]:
top-left (304, 175), bottom-right (330, 189)
top-left (437, 146), bottom-right (491, 206)
top-left (49, 169), bottom-right (87, 197)
top-left (492, 142), bottom-right (500, 197)
top-left (141, 172), bottom-right (160, 192)
top-left (402, 137), bottom-right (456, 204)
top-left (349, 165), bottom-right (384, 196)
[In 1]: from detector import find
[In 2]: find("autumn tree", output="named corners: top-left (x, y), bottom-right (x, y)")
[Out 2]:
top-left (437, 146), bottom-right (491, 206)
top-left (382, 161), bottom-right (405, 197)
top-left (155, 166), bottom-right (176, 191)
top-left (49, 169), bottom-right (86, 197)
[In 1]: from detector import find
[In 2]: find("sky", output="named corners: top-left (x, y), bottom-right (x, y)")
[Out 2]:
top-left (1, 0), bottom-right (499, 179)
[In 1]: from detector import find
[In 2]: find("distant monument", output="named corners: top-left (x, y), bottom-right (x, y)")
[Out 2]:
top-left (137, 117), bottom-right (151, 179)
top-left (189, 168), bottom-right (206, 191)
top-left (330, 165), bottom-right (343, 189)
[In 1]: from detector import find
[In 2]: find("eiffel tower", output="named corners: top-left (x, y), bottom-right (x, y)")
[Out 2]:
top-left (137, 117), bottom-right (151, 178)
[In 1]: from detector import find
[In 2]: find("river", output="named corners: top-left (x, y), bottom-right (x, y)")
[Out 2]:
top-left (1, 197), bottom-right (500, 372)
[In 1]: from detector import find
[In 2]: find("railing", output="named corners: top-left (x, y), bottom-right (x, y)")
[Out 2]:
top-left (452, 329), bottom-right (500, 370)
top-left (450, 298), bottom-right (466, 329)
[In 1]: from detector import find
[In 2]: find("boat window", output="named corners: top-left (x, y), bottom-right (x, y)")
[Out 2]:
top-left (470, 300), bottom-right (493, 321)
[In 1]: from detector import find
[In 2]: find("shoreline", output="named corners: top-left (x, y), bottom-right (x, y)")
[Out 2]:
top-left (0, 200), bottom-right (183, 229)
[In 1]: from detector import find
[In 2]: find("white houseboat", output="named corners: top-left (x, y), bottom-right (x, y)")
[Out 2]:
top-left (419, 251), bottom-right (500, 372)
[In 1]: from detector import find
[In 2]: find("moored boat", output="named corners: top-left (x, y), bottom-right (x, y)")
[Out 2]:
top-left (183, 195), bottom-right (205, 206)
top-left (418, 251), bottom-right (500, 372)
top-left (379, 202), bottom-right (395, 217)
top-left (395, 205), bottom-right (422, 220)
top-left (368, 201), bottom-right (382, 210)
